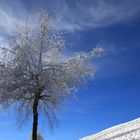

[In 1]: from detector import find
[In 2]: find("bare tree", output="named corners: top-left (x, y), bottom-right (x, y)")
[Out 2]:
top-left (0, 12), bottom-right (103, 140)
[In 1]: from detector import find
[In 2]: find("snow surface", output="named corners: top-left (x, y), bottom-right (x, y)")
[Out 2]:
top-left (80, 118), bottom-right (140, 140)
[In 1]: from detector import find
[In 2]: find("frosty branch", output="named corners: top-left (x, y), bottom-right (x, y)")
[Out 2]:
top-left (0, 12), bottom-right (103, 140)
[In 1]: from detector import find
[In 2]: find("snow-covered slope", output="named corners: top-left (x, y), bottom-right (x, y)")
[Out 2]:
top-left (80, 118), bottom-right (140, 140)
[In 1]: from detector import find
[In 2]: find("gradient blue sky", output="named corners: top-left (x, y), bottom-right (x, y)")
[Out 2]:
top-left (0, 0), bottom-right (140, 140)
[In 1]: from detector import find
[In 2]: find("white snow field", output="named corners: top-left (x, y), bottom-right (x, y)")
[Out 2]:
top-left (80, 118), bottom-right (140, 140)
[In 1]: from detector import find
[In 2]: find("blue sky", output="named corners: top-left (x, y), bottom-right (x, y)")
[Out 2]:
top-left (0, 0), bottom-right (140, 140)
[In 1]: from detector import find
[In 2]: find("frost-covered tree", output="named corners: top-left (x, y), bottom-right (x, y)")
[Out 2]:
top-left (0, 12), bottom-right (103, 140)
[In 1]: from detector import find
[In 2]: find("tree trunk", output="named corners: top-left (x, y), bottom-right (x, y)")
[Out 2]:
top-left (32, 95), bottom-right (39, 140)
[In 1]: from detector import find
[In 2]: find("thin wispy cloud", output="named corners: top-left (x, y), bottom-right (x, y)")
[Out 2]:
top-left (0, 0), bottom-right (140, 34)
top-left (54, 0), bottom-right (140, 31)
top-left (0, 10), bottom-right (24, 57)
top-left (0, 8), bottom-right (24, 34)
top-left (0, 8), bottom-right (24, 48)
